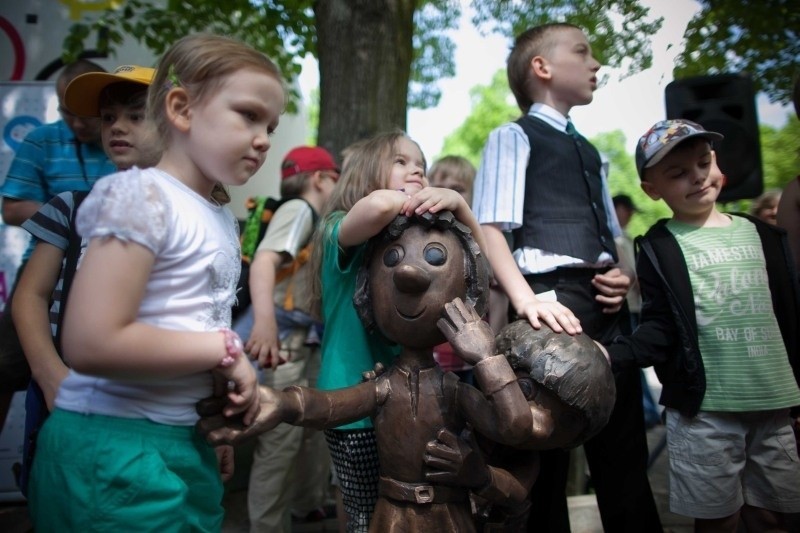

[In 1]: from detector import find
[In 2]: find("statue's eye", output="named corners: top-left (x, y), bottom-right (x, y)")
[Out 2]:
top-left (423, 244), bottom-right (446, 266)
top-left (383, 247), bottom-right (403, 267)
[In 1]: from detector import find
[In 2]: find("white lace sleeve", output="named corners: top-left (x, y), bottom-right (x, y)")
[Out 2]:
top-left (76, 168), bottom-right (170, 254)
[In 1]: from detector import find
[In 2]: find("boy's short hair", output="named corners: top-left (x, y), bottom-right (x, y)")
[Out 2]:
top-left (507, 23), bottom-right (582, 113)
top-left (64, 65), bottom-right (155, 117)
top-left (279, 146), bottom-right (338, 198)
top-left (635, 119), bottom-right (723, 180)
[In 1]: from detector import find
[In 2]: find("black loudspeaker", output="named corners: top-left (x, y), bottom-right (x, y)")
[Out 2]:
top-left (665, 74), bottom-right (762, 203)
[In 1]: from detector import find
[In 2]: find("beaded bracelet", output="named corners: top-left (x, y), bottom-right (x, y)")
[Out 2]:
top-left (219, 328), bottom-right (244, 368)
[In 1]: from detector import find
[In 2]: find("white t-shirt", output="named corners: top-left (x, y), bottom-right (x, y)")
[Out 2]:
top-left (55, 167), bottom-right (241, 425)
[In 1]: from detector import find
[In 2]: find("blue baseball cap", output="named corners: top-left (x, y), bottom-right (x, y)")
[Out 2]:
top-left (635, 119), bottom-right (723, 179)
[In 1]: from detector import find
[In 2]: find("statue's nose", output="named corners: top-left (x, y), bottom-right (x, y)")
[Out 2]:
top-left (393, 264), bottom-right (431, 293)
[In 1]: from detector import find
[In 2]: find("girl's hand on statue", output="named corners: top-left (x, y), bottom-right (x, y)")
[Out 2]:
top-left (516, 298), bottom-right (582, 335)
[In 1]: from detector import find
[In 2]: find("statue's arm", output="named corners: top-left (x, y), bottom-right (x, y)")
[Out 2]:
top-left (438, 297), bottom-right (533, 445)
top-left (459, 359), bottom-right (532, 446)
top-left (283, 380), bottom-right (381, 429)
top-left (197, 378), bottom-right (382, 445)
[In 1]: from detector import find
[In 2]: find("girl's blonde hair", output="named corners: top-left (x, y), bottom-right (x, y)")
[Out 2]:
top-left (306, 129), bottom-right (426, 317)
top-left (147, 33), bottom-right (285, 204)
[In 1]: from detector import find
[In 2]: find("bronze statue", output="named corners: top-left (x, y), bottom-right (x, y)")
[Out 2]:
top-left (197, 211), bottom-right (616, 532)
top-left (423, 319), bottom-right (616, 530)
top-left (200, 211), bottom-right (532, 532)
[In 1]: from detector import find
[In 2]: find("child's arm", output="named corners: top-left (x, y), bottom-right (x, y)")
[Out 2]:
top-left (605, 246), bottom-right (678, 370)
top-left (404, 186), bottom-right (489, 255)
top-left (246, 249), bottom-right (285, 370)
top-left (63, 237), bottom-right (260, 423)
top-left (482, 224), bottom-right (581, 335)
top-left (11, 242), bottom-right (69, 410)
top-left (338, 189), bottom-right (409, 247)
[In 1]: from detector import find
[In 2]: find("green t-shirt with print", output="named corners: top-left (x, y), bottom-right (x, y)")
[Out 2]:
top-left (668, 215), bottom-right (800, 411)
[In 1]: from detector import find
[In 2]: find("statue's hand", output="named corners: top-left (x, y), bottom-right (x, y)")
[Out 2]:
top-left (196, 385), bottom-right (283, 446)
top-left (437, 297), bottom-right (494, 364)
top-left (424, 428), bottom-right (489, 489)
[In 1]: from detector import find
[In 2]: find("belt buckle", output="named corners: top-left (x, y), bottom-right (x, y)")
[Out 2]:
top-left (414, 485), bottom-right (434, 504)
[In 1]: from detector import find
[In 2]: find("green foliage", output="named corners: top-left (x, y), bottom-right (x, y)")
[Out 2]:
top-left (62, 0), bottom-right (664, 115)
top-left (61, 0), bottom-right (460, 112)
top-left (409, 2), bottom-right (461, 109)
top-left (674, 0), bottom-right (800, 105)
top-left (439, 70), bottom-right (518, 164)
top-left (305, 86), bottom-right (320, 145)
top-left (62, 0), bottom-right (317, 113)
top-left (760, 114), bottom-right (800, 190)
top-left (470, 0), bottom-right (663, 81)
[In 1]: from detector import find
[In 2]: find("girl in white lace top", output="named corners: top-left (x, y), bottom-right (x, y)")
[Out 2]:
top-left (27, 34), bottom-right (285, 531)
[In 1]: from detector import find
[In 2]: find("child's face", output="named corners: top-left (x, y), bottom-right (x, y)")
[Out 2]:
top-left (756, 197), bottom-right (780, 225)
top-left (641, 140), bottom-right (724, 224)
top-left (387, 137), bottom-right (428, 195)
top-left (182, 68), bottom-right (285, 188)
top-left (539, 27), bottom-right (601, 111)
top-left (430, 173), bottom-right (472, 206)
top-left (100, 103), bottom-right (158, 170)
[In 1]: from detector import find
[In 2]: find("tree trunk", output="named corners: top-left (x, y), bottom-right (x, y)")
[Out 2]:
top-left (314, 0), bottom-right (415, 161)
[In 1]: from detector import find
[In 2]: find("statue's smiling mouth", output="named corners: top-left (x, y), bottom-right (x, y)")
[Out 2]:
top-left (396, 306), bottom-right (426, 320)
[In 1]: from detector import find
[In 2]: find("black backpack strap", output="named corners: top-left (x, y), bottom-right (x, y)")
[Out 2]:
top-left (55, 190), bottom-right (89, 354)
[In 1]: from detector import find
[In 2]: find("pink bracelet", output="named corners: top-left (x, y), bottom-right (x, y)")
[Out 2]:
top-left (219, 328), bottom-right (243, 368)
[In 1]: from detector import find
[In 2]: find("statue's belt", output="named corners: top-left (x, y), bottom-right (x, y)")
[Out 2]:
top-left (379, 476), bottom-right (469, 505)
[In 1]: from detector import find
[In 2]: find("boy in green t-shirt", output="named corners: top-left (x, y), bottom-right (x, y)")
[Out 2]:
top-left (606, 119), bottom-right (800, 531)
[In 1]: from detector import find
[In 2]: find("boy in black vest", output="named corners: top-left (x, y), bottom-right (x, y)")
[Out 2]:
top-left (472, 23), bottom-right (662, 532)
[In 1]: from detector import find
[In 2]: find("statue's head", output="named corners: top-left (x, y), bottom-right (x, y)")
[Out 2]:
top-left (496, 320), bottom-right (617, 449)
top-left (354, 211), bottom-right (490, 348)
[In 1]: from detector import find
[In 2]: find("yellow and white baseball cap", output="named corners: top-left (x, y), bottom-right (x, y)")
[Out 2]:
top-left (64, 64), bottom-right (155, 117)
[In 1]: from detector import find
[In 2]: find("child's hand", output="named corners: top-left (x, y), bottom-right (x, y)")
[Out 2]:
top-left (246, 318), bottom-right (285, 370)
top-left (592, 268), bottom-right (631, 314)
top-left (516, 298), bottom-right (582, 335)
top-left (196, 385), bottom-right (285, 446)
top-left (214, 445), bottom-right (235, 482)
top-left (215, 356), bottom-right (261, 426)
top-left (402, 186), bottom-right (465, 217)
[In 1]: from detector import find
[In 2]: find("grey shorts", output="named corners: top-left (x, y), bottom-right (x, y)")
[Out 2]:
top-left (666, 408), bottom-right (800, 519)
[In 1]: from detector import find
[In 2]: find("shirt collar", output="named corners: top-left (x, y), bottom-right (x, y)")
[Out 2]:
top-left (529, 103), bottom-right (570, 133)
